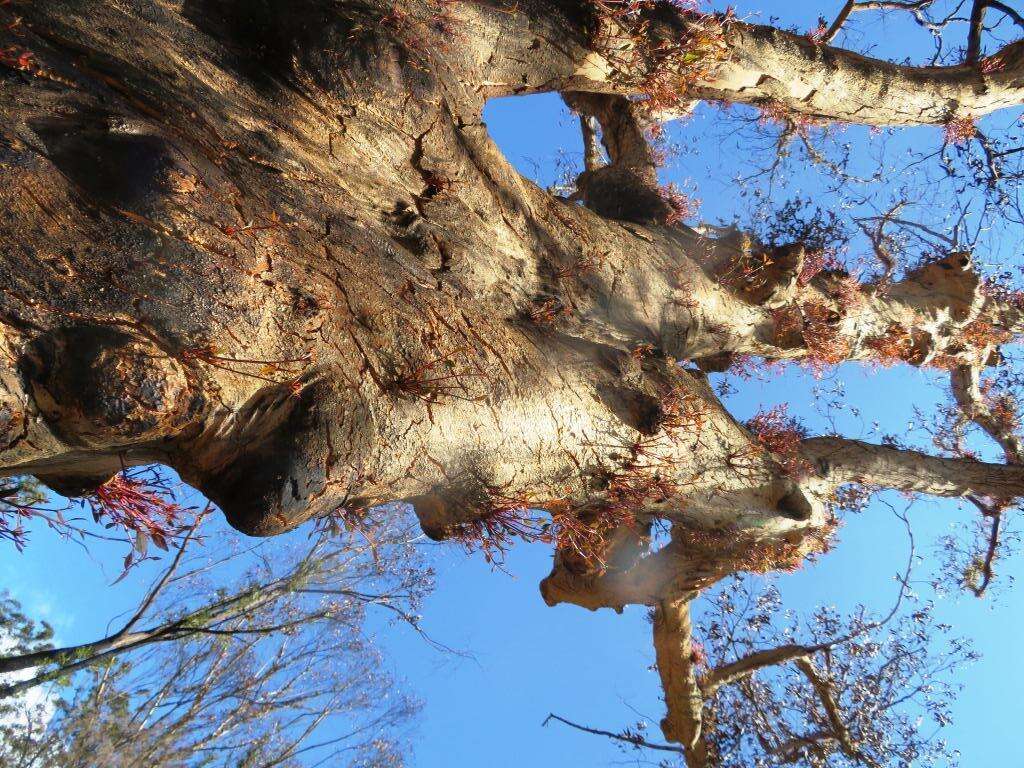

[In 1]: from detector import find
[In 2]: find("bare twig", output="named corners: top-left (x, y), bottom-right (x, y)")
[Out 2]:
top-left (542, 713), bottom-right (686, 754)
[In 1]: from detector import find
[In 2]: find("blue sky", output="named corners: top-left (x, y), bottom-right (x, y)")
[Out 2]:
top-left (5, 1), bottom-right (1024, 765)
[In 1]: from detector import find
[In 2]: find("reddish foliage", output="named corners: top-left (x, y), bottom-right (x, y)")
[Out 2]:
top-left (451, 494), bottom-right (541, 565)
top-left (981, 379), bottom-right (1022, 433)
top-left (452, 486), bottom-right (639, 569)
top-left (657, 385), bottom-right (706, 439)
top-left (743, 537), bottom-right (811, 574)
top-left (553, 251), bottom-right (603, 281)
top-left (719, 249), bottom-right (776, 294)
top-left (385, 347), bottom-right (485, 405)
top-left (745, 405), bottom-right (813, 479)
top-left (590, 0), bottom-right (727, 113)
top-left (631, 342), bottom-right (657, 360)
top-left (757, 99), bottom-right (827, 134)
top-left (929, 319), bottom-right (1014, 369)
top-left (943, 116), bottom-right (977, 145)
top-left (689, 640), bottom-right (708, 666)
top-left (959, 319), bottom-right (1012, 350)
top-left (726, 354), bottom-right (783, 381)
top-left (832, 484), bottom-right (874, 514)
top-left (866, 324), bottom-right (916, 366)
top-left (757, 99), bottom-right (792, 126)
top-left (771, 302), bottom-right (850, 375)
top-left (607, 471), bottom-right (677, 510)
top-left (182, 343), bottom-right (311, 384)
top-left (770, 305), bottom-right (803, 341)
top-left (522, 296), bottom-right (569, 327)
top-left (826, 273), bottom-right (866, 311)
top-left (0, 482), bottom-right (45, 551)
top-left (0, 45), bottom-right (32, 72)
top-left (674, 523), bottom-right (833, 575)
top-left (797, 249), bottom-right (843, 286)
top-left (422, 170), bottom-right (454, 195)
top-left (88, 472), bottom-right (186, 563)
top-left (3, 470), bottom-right (191, 560)
top-left (659, 183), bottom-right (700, 225)
top-left (801, 302), bottom-right (851, 375)
top-left (379, 0), bottom-right (460, 56)
top-left (457, 431), bottom-right (685, 569)
top-left (549, 500), bottom-right (637, 567)
top-left (805, 19), bottom-right (829, 46)
top-left (980, 54), bottom-right (1007, 74)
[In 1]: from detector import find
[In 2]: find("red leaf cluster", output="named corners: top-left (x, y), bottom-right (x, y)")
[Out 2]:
top-left (88, 473), bottom-right (184, 553)
top-left (745, 405), bottom-right (813, 479)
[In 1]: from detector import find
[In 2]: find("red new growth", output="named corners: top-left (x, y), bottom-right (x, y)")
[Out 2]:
top-left (797, 250), bottom-right (842, 286)
top-left (943, 116), bottom-right (977, 145)
top-left (745, 405), bottom-right (812, 479)
top-left (0, 45), bottom-right (33, 72)
top-left (660, 183), bottom-right (700, 225)
top-left (88, 473), bottom-right (184, 552)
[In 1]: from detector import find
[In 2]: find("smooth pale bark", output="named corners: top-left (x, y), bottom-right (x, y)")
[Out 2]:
top-left (0, 0), bottom-right (1020, 593)
top-left (465, 2), bottom-right (1024, 125)
top-left (803, 437), bottom-right (1024, 499)
top-left (0, 0), bottom-right (819, 541)
top-left (653, 598), bottom-right (708, 767)
top-left (0, 0), bottom-right (1019, 616)
top-left (699, 643), bottom-right (819, 697)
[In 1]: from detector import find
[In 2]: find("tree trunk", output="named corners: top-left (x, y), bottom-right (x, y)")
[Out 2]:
top-left (12, 1), bottom-right (1024, 752)
top-left (4, 0), bottom-right (1024, 612)
top-left (0, 0), bottom-right (798, 540)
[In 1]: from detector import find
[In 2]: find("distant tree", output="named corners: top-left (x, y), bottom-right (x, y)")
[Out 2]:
top-left (0, 593), bottom-right (57, 764)
top-left (0, 507), bottom-right (429, 766)
top-left (548, 577), bottom-right (977, 768)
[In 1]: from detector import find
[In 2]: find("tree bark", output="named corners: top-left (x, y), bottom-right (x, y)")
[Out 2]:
top-left (1, 0), bottom-right (1023, 607)
top-left (803, 436), bottom-right (1024, 500)
top-left (652, 598), bottom-right (707, 766)
top-left (10, 1), bottom-right (1024, 755)
top-left (0, 0), bottom-right (818, 542)
top-left (465, 1), bottom-right (1024, 124)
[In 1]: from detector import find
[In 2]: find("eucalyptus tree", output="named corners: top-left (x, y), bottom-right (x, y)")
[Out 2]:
top-left (3, 0), bottom-right (1024, 759)
top-left (0, 509), bottom-right (427, 767)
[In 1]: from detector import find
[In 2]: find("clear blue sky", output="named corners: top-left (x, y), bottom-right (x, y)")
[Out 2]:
top-left (5, 1), bottom-right (1023, 765)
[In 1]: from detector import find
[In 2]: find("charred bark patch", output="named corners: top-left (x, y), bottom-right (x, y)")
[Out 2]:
top-left (21, 326), bottom-right (194, 449)
top-left (30, 114), bottom-right (180, 213)
top-left (181, 0), bottom-right (374, 94)
top-left (192, 379), bottom-right (374, 537)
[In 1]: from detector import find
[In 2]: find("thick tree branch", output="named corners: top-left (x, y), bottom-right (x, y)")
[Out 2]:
top-left (951, 365), bottom-right (1024, 463)
top-left (699, 644), bottom-right (818, 697)
top-left (804, 436), bottom-right (1024, 499)
top-left (562, 92), bottom-right (670, 223)
top-left (823, 1), bottom-right (858, 44)
top-left (471, 1), bottom-right (1024, 126)
top-left (652, 598), bottom-right (708, 766)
